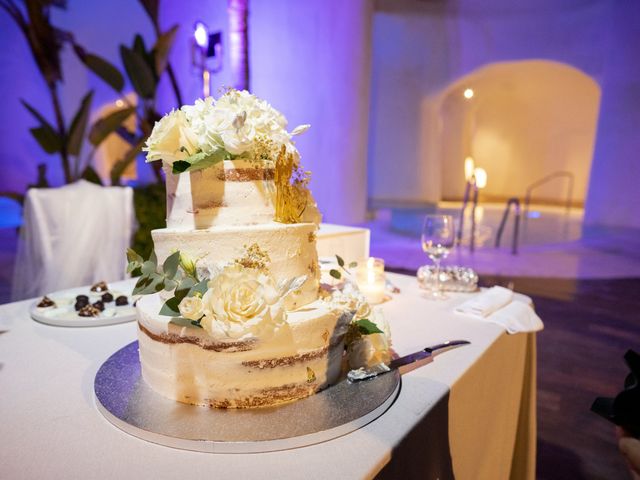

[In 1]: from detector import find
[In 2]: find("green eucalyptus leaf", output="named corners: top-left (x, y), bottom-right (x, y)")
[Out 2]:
top-left (162, 251), bottom-right (181, 278)
top-left (120, 45), bottom-right (156, 99)
top-left (126, 248), bottom-right (144, 265)
top-left (89, 107), bottom-right (135, 146)
top-left (189, 279), bottom-right (209, 297)
top-left (164, 278), bottom-right (178, 291)
top-left (175, 277), bottom-right (196, 301)
top-left (136, 274), bottom-right (164, 295)
top-left (149, 250), bottom-right (158, 266)
top-left (153, 24), bottom-right (179, 76)
top-left (133, 275), bottom-right (152, 295)
top-left (171, 149), bottom-right (226, 174)
top-left (141, 260), bottom-right (156, 275)
top-left (67, 91), bottom-right (94, 156)
top-left (329, 269), bottom-right (341, 280)
top-left (29, 126), bottom-right (62, 154)
top-left (159, 296), bottom-right (181, 316)
top-left (336, 255), bottom-right (345, 267)
top-left (355, 318), bottom-right (384, 335)
top-left (171, 160), bottom-right (190, 173)
top-left (349, 261), bottom-right (358, 269)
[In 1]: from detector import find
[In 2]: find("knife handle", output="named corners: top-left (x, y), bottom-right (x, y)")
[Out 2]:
top-left (425, 340), bottom-right (471, 353)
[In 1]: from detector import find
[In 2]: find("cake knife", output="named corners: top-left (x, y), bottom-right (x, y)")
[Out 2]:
top-left (347, 340), bottom-right (470, 382)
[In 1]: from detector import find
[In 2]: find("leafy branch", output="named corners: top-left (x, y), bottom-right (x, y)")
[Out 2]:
top-left (329, 254), bottom-right (358, 280)
top-left (127, 248), bottom-right (207, 317)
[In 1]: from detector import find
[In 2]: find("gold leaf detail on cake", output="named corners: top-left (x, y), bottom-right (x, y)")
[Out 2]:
top-left (308, 231), bottom-right (317, 243)
top-left (235, 243), bottom-right (271, 271)
top-left (274, 146), bottom-right (309, 224)
top-left (216, 168), bottom-right (275, 182)
top-left (322, 330), bottom-right (329, 343)
top-left (308, 260), bottom-right (318, 277)
top-left (306, 367), bottom-right (316, 383)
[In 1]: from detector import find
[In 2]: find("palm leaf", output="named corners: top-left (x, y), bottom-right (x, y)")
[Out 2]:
top-left (74, 45), bottom-right (124, 92)
top-left (89, 107), bottom-right (135, 146)
top-left (110, 137), bottom-right (146, 185)
top-left (153, 25), bottom-right (178, 76)
top-left (80, 165), bottom-right (102, 185)
top-left (120, 45), bottom-right (156, 99)
top-left (29, 126), bottom-right (62, 153)
top-left (67, 91), bottom-right (93, 156)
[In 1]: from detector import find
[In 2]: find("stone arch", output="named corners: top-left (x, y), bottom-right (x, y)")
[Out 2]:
top-left (431, 60), bottom-right (600, 205)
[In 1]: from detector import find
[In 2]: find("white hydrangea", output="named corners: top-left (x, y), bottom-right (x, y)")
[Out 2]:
top-left (145, 90), bottom-right (310, 166)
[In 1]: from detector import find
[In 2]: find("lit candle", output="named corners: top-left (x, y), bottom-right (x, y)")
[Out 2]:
top-left (356, 257), bottom-right (386, 304)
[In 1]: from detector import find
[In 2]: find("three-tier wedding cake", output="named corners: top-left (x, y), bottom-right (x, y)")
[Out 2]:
top-left (129, 90), bottom-right (388, 409)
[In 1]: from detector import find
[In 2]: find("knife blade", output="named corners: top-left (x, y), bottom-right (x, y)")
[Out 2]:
top-left (347, 339), bottom-right (470, 382)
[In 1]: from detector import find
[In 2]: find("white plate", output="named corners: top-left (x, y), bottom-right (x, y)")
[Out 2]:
top-left (30, 285), bottom-right (137, 327)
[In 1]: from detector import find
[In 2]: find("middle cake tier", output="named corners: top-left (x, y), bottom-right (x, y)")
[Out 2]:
top-left (152, 222), bottom-right (320, 309)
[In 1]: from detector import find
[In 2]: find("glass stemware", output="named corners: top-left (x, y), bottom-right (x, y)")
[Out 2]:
top-left (421, 214), bottom-right (456, 300)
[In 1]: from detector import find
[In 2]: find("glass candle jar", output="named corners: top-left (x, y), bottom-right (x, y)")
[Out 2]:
top-left (355, 257), bottom-right (386, 304)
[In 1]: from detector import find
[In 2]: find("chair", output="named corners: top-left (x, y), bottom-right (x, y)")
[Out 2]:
top-left (11, 180), bottom-right (135, 301)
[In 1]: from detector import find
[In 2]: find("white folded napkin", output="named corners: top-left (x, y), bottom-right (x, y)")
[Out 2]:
top-left (455, 286), bottom-right (513, 318)
top-left (485, 300), bottom-right (544, 334)
top-left (455, 286), bottom-right (544, 334)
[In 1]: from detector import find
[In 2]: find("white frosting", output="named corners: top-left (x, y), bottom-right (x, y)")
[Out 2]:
top-left (165, 159), bottom-right (276, 229)
top-left (137, 293), bottom-right (349, 407)
top-left (152, 222), bottom-right (320, 309)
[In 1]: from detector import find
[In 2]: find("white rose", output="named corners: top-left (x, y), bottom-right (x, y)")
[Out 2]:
top-left (178, 295), bottom-right (204, 320)
top-left (348, 333), bottom-right (392, 369)
top-left (200, 265), bottom-right (287, 339)
top-left (329, 282), bottom-right (371, 319)
top-left (144, 110), bottom-right (198, 164)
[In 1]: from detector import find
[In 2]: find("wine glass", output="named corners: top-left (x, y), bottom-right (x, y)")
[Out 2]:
top-left (421, 214), bottom-right (456, 299)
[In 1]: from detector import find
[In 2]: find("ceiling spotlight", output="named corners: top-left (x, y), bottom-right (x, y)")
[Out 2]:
top-left (463, 88), bottom-right (474, 99)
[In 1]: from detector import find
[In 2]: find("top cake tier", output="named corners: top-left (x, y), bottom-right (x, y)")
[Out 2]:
top-left (166, 159), bottom-right (278, 229)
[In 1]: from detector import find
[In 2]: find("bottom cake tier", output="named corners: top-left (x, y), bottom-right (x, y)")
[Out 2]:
top-left (136, 294), bottom-right (349, 408)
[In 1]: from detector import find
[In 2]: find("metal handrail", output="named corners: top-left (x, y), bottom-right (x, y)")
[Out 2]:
top-left (524, 171), bottom-right (574, 219)
top-left (495, 197), bottom-right (521, 255)
top-left (457, 178), bottom-right (479, 252)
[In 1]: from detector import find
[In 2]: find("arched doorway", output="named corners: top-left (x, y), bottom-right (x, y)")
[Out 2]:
top-left (433, 60), bottom-right (600, 206)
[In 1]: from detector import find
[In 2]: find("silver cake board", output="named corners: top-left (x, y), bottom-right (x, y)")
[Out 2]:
top-left (94, 341), bottom-right (401, 454)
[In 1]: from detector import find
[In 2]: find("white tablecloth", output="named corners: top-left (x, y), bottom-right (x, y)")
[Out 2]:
top-left (0, 273), bottom-right (536, 480)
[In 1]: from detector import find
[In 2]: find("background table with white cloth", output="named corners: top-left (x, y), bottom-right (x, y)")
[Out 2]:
top-left (0, 273), bottom-right (537, 480)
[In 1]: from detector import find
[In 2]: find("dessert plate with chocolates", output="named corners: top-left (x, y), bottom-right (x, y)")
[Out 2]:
top-left (30, 280), bottom-right (136, 327)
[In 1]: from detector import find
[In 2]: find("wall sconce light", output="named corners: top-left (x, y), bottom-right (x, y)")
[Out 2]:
top-left (463, 88), bottom-right (474, 99)
top-left (473, 167), bottom-right (487, 189)
top-left (192, 21), bottom-right (223, 97)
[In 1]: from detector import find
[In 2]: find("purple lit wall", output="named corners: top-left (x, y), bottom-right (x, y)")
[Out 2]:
top-left (2, 1), bottom-right (639, 229)
top-left (249, 0), bottom-right (373, 224)
top-left (584, 1), bottom-right (640, 230)
top-left (0, 0), bottom-right (372, 224)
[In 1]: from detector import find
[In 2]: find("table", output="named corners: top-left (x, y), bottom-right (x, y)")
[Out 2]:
top-left (0, 273), bottom-right (537, 479)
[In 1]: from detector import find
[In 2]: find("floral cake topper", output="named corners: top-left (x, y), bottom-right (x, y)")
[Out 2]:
top-left (143, 89), bottom-right (310, 174)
